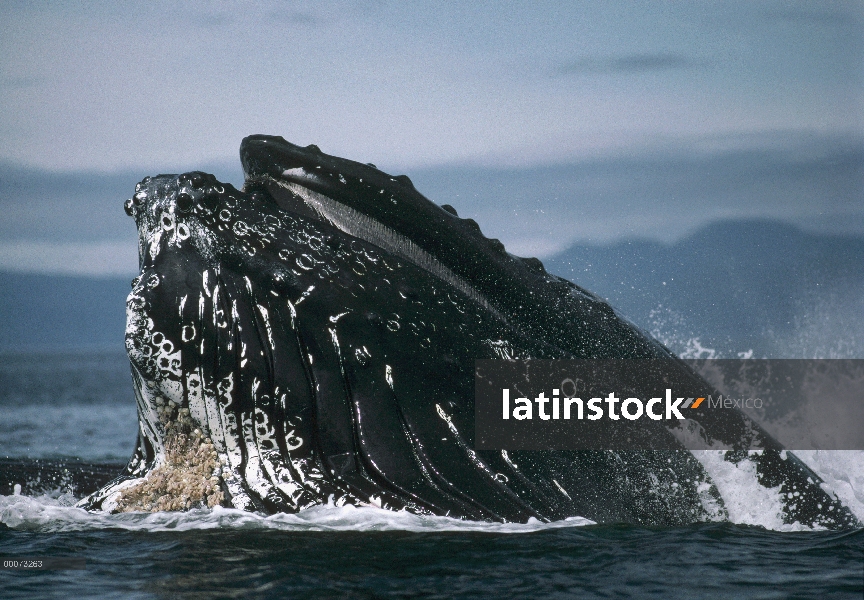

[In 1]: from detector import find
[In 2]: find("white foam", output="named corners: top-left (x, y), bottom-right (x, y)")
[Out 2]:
top-left (690, 450), bottom-right (812, 531)
top-left (658, 322), bottom-right (864, 531)
top-left (795, 450), bottom-right (864, 522)
top-left (0, 493), bottom-right (594, 533)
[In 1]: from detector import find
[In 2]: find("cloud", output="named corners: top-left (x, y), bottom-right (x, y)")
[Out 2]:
top-left (0, 76), bottom-right (43, 89)
top-left (264, 0), bottom-right (384, 27)
top-left (763, 9), bottom-right (857, 26)
top-left (557, 53), bottom-right (697, 76)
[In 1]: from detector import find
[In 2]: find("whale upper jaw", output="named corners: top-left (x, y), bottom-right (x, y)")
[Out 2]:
top-left (240, 135), bottom-right (411, 207)
top-left (240, 135), bottom-right (671, 362)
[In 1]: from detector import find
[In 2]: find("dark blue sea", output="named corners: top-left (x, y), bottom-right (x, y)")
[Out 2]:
top-left (1, 351), bottom-right (862, 599)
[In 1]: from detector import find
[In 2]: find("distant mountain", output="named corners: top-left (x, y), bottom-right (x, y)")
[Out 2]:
top-left (1, 219), bottom-right (862, 356)
top-left (545, 220), bottom-right (864, 358)
top-left (2, 139), bottom-right (862, 278)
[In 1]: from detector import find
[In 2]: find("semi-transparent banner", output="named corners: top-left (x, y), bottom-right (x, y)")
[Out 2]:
top-left (474, 360), bottom-right (864, 451)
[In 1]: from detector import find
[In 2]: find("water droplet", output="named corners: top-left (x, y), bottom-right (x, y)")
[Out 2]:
top-left (354, 346), bottom-right (371, 366)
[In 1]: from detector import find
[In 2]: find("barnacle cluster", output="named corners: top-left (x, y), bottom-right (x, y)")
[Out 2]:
top-left (115, 399), bottom-right (224, 512)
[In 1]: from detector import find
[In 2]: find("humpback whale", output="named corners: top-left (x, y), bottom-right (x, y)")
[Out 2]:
top-left (79, 135), bottom-right (857, 528)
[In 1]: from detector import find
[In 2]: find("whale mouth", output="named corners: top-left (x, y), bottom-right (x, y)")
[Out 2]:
top-left (241, 137), bottom-right (504, 320)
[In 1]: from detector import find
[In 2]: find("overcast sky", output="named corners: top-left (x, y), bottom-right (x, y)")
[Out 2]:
top-left (1, 0), bottom-right (861, 171)
top-left (0, 1), bottom-right (861, 275)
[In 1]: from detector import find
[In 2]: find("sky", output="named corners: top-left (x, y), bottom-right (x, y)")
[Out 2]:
top-left (0, 0), bottom-right (862, 275)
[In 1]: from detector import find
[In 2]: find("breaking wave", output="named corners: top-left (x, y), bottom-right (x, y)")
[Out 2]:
top-left (0, 492), bottom-right (595, 533)
top-left (4, 448), bottom-right (863, 533)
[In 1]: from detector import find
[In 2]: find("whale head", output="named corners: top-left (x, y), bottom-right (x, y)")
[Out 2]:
top-left (113, 161), bottom-right (560, 516)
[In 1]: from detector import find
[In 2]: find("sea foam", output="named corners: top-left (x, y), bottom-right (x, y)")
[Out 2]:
top-left (0, 492), bottom-right (594, 534)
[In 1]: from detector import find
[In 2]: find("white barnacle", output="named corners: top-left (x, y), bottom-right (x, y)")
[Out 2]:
top-left (285, 429), bottom-right (303, 451)
top-left (182, 324), bottom-right (196, 342)
top-left (296, 254), bottom-right (316, 271)
top-left (233, 221), bottom-right (249, 236)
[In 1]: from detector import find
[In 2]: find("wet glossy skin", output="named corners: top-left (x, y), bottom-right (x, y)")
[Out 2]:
top-left (77, 140), bottom-right (857, 528)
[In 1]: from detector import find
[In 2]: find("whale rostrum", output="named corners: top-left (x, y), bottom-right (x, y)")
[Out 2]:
top-left (78, 136), bottom-right (857, 528)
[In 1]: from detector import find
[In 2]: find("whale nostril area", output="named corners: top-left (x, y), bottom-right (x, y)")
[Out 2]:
top-left (176, 192), bottom-right (194, 213)
top-left (179, 172), bottom-right (206, 189)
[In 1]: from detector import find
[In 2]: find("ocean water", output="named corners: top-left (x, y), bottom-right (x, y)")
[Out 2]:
top-left (1, 352), bottom-right (862, 598)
